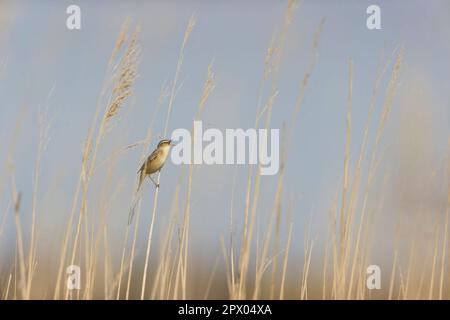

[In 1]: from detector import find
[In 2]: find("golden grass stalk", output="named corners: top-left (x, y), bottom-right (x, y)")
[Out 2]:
top-left (438, 139), bottom-right (450, 299)
top-left (10, 176), bottom-right (27, 298)
top-left (279, 223), bottom-right (293, 299)
top-left (26, 94), bottom-right (53, 299)
top-left (3, 4), bottom-right (449, 302)
top-left (172, 61), bottom-right (215, 299)
top-left (252, 127), bottom-right (286, 300)
top-left (328, 48), bottom-right (403, 299)
top-left (335, 59), bottom-right (352, 299)
top-left (52, 21), bottom-right (139, 300)
top-left (235, 1), bottom-right (296, 300)
top-left (140, 15), bottom-right (196, 300)
top-left (115, 84), bottom-right (167, 300)
top-left (346, 51), bottom-right (391, 299)
top-left (150, 178), bottom-right (182, 299)
top-left (104, 28), bottom-right (140, 125)
top-left (300, 227), bottom-right (314, 300)
top-left (65, 25), bottom-right (139, 300)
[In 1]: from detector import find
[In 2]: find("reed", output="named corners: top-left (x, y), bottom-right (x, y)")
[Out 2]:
top-left (1, 1), bottom-right (448, 301)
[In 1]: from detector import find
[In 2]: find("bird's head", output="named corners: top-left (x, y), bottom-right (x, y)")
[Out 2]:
top-left (157, 139), bottom-right (175, 149)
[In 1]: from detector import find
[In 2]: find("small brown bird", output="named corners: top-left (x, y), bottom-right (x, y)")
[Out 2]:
top-left (129, 139), bottom-right (174, 225)
top-left (137, 139), bottom-right (174, 190)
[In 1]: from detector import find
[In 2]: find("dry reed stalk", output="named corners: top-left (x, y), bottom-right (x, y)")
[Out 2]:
top-left (290, 18), bottom-right (325, 126)
top-left (263, 18), bottom-right (324, 299)
top-left (428, 221), bottom-right (441, 299)
top-left (330, 184), bottom-right (341, 298)
top-left (3, 273), bottom-right (12, 299)
top-left (438, 139), bottom-right (450, 299)
top-left (359, 179), bottom-right (386, 299)
top-left (55, 22), bottom-right (139, 300)
top-left (252, 126), bottom-right (287, 300)
top-left (172, 61), bottom-right (215, 299)
top-left (335, 59), bottom-right (352, 299)
top-left (268, 156), bottom-right (285, 299)
top-left (0, 105), bottom-right (28, 212)
top-left (10, 175), bottom-right (27, 299)
top-left (265, 18), bottom-right (324, 301)
top-left (116, 226), bottom-right (130, 299)
top-left (264, 0), bottom-right (296, 125)
top-left (388, 250), bottom-right (398, 299)
top-left (53, 21), bottom-right (133, 299)
top-left (26, 94), bottom-right (53, 299)
top-left (114, 84), bottom-right (168, 300)
top-left (279, 223), bottom-right (293, 299)
top-left (387, 186), bottom-right (404, 299)
top-left (140, 15), bottom-right (196, 300)
top-left (236, 1), bottom-right (296, 299)
top-left (0, 202), bottom-right (9, 245)
top-left (110, 18), bottom-right (130, 65)
top-left (221, 237), bottom-right (234, 298)
top-left (251, 17), bottom-right (323, 301)
top-left (203, 255), bottom-right (221, 299)
top-left (103, 225), bottom-right (110, 298)
top-left (321, 242), bottom-right (330, 299)
top-left (150, 178), bottom-right (182, 299)
top-left (248, 93), bottom-right (280, 300)
top-left (403, 210), bottom-right (423, 299)
top-left (222, 169), bottom-right (238, 298)
top-left (67, 35), bottom-right (138, 300)
top-left (331, 49), bottom-right (403, 299)
top-left (346, 51), bottom-right (390, 297)
top-left (124, 197), bottom-right (143, 299)
top-left (84, 153), bottom-right (123, 299)
top-left (103, 28), bottom-right (140, 127)
top-left (300, 223), bottom-right (314, 300)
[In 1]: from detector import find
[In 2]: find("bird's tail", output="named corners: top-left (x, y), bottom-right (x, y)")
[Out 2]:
top-left (136, 167), bottom-right (146, 192)
top-left (128, 167), bottom-right (146, 225)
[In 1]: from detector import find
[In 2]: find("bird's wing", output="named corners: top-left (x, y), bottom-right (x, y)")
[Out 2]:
top-left (148, 148), bottom-right (161, 163)
top-left (138, 148), bottom-right (161, 174)
top-left (136, 148), bottom-right (164, 193)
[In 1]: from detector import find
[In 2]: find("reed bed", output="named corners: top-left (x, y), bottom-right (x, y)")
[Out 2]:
top-left (0, 1), bottom-right (449, 300)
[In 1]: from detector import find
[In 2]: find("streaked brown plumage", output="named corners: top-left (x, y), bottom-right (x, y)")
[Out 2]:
top-left (136, 139), bottom-right (173, 191)
top-left (129, 139), bottom-right (173, 225)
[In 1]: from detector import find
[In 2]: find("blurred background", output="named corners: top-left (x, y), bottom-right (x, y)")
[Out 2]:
top-left (0, 0), bottom-right (449, 299)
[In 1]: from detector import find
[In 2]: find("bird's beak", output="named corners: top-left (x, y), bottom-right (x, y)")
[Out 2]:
top-left (169, 140), bottom-right (176, 146)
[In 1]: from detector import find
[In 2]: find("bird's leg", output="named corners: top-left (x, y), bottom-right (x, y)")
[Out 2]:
top-left (148, 174), bottom-right (160, 188)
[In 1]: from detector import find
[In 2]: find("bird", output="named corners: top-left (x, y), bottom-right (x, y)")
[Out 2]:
top-left (137, 139), bottom-right (174, 190)
top-left (128, 139), bottom-right (174, 225)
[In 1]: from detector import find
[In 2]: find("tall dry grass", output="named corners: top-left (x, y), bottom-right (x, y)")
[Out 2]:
top-left (1, 1), bottom-right (449, 300)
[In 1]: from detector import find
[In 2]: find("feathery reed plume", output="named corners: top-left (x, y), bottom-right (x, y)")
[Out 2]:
top-left (110, 18), bottom-right (130, 64)
top-left (198, 63), bottom-right (216, 114)
top-left (104, 27), bottom-right (140, 126)
top-left (53, 21), bottom-right (140, 300)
